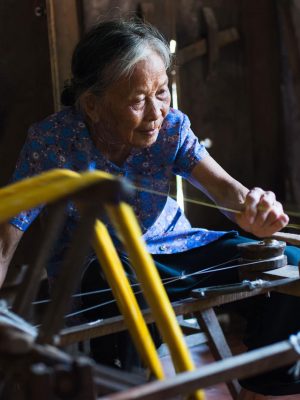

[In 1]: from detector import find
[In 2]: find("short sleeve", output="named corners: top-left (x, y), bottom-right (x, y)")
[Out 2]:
top-left (173, 114), bottom-right (209, 178)
top-left (9, 125), bottom-right (49, 231)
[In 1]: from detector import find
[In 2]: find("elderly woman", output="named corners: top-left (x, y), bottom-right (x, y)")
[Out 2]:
top-left (1, 19), bottom-right (300, 398)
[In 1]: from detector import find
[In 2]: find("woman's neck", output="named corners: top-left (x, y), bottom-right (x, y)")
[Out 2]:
top-left (92, 131), bottom-right (132, 166)
top-left (85, 117), bottom-right (132, 166)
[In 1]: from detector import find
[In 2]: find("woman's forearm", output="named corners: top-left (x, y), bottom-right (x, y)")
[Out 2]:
top-left (189, 155), bottom-right (249, 220)
top-left (189, 156), bottom-right (288, 237)
top-left (0, 223), bottom-right (24, 287)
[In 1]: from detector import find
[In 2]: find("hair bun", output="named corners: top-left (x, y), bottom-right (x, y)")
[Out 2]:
top-left (60, 80), bottom-right (76, 106)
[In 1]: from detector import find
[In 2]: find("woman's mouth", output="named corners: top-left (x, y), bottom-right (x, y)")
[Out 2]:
top-left (140, 127), bottom-right (159, 136)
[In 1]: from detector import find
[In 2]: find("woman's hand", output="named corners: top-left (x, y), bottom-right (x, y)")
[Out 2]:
top-left (235, 187), bottom-right (289, 237)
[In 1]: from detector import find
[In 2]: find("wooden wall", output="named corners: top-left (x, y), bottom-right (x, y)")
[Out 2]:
top-left (178, 0), bottom-right (283, 230)
top-left (176, 0), bottom-right (255, 229)
top-left (0, 0), bottom-right (53, 186)
top-left (278, 0), bottom-right (300, 213)
top-left (0, 0), bottom-right (81, 267)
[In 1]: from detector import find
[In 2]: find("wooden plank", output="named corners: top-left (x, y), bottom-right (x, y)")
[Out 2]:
top-left (59, 277), bottom-right (300, 346)
top-left (1, 325), bottom-right (146, 393)
top-left (158, 333), bottom-right (208, 358)
top-left (195, 308), bottom-right (241, 398)
top-left (240, 265), bottom-right (300, 297)
top-left (46, 0), bottom-right (81, 111)
top-left (272, 232), bottom-right (300, 246)
top-left (177, 28), bottom-right (239, 65)
top-left (263, 265), bottom-right (299, 279)
top-left (98, 340), bottom-right (299, 400)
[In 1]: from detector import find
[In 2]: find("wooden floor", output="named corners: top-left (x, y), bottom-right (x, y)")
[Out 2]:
top-left (160, 339), bottom-right (234, 400)
top-left (159, 335), bottom-right (297, 400)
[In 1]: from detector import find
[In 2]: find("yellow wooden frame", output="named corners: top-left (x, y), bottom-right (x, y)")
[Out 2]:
top-left (0, 169), bottom-right (205, 399)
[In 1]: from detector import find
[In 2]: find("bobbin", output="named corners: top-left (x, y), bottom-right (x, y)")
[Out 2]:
top-left (237, 238), bottom-right (287, 272)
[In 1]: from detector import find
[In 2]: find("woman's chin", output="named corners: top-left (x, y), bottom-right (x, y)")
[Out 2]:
top-left (135, 132), bottom-right (159, 148)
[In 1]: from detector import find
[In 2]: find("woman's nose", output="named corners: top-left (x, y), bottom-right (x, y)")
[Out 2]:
top-left (145, 98), bottom-right (161, 121)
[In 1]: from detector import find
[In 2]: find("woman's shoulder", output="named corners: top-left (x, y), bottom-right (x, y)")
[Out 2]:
top-left (30, 107), bottom-right (84, 135)
top-left (161, 108), bottom-right (191, 137)
top-left (162, 108), bottom-right (187, 129)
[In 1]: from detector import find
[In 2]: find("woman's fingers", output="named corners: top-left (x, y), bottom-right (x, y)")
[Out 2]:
top-left (244, 187), bottom-right (266, 224)
top-left (238, 188), bottom-right (289, 237)
top-left (255, 191), bottom-right (277, 227)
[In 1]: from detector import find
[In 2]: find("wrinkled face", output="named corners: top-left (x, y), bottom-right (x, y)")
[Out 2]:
top-left (93, 51), bottom-right (171, 150)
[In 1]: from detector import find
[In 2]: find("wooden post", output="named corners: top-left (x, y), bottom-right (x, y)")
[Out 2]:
top-left (46, 0), bottom-right (81, 111)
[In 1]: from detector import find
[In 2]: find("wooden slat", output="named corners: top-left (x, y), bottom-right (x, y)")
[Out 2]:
top-left (46, 0), bottom-right (81, 111)
top-left (196, 308), bottom-right (241, 398)
top-left (177, 27), bottom-right (239, 65)
top-left (272, 232), bottom-right (300, 246)
top-left (98, 340), bottom-right (299, 400)
top-left (59, 275), bottom-right (300, 346)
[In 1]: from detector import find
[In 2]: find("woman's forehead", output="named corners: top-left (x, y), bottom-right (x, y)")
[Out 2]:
top-left (109, 53), bottom-right (168, 96)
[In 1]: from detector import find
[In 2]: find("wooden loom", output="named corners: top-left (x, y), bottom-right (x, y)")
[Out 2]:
top-left (0, 169), bottom-right (300, 400)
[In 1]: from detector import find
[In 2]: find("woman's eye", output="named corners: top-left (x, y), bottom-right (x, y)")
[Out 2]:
top-left (157, 88), bottom-right (168, 98)
top-left (132, 98), bottom-right (144, 104)
top-left (131, 98), bottom-right (145, 109)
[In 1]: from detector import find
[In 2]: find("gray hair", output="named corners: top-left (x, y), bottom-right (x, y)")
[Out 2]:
top-left (61, 19), bottom-right (172, 106)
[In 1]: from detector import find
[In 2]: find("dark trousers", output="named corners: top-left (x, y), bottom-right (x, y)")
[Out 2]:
top-left (81, 232), bottom-right (300, 394)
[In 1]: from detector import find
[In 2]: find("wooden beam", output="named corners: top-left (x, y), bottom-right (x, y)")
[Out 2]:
top-left (46, 0), bottom-right (81, 111)
top-left (195, 308), bottom-right (241, 398)
top-left (272, 231), bottom-right (300, 246)
top-left (177, 28), bottom-right (239, 65)
top-left (98, 339), bottom-right (300, 400)
top-left (59, 275), bottom-right (300, 346)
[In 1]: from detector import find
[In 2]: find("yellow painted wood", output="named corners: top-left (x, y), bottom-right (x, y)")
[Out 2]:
top-left (0, 168), bottom-right (204, 397)
top-left (106, 202), bottom-right (205, 400)
top-left (93, 220), bottom-right (164, 379)
top-left (0, 169), bottom-right (79, 199)
top-left (0, 169), bottom-right (114, 223)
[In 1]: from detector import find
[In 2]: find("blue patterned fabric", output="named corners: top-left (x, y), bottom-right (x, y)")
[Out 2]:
top-left (10, 106), bottom-right (230, 274)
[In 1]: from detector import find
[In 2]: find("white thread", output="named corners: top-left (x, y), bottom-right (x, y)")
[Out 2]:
top-left (289, 332), bottom-right (300, 378)
top-left (32, 256), bottom-right (285, 320)
top-left (290, 332), bottom-right (300, 355)
top-left (0, 300), bottom-right (37, 337)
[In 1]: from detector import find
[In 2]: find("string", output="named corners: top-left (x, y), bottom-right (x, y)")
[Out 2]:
top-left (132, 183), bottom-right (242, 215)
top-left (32, 256), bottom-right (240, 307)
top-left (34, 258), bottom-right (242, 321)
top-left (62, 255), bottom-right (281, 320)
top-left (32, 277), bottom-right (181, 306)
top-left (123, 171), bottom-right (300, 218)
top-left (129, 181), bottom-right (300, 230)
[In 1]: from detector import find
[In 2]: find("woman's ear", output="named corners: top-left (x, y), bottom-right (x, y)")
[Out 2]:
top-left (79, 92), bottom-right (100, 123)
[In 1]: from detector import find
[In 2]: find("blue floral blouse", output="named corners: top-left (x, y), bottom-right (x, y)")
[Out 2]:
top-left (10, 107), bottom-right (228, 275)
